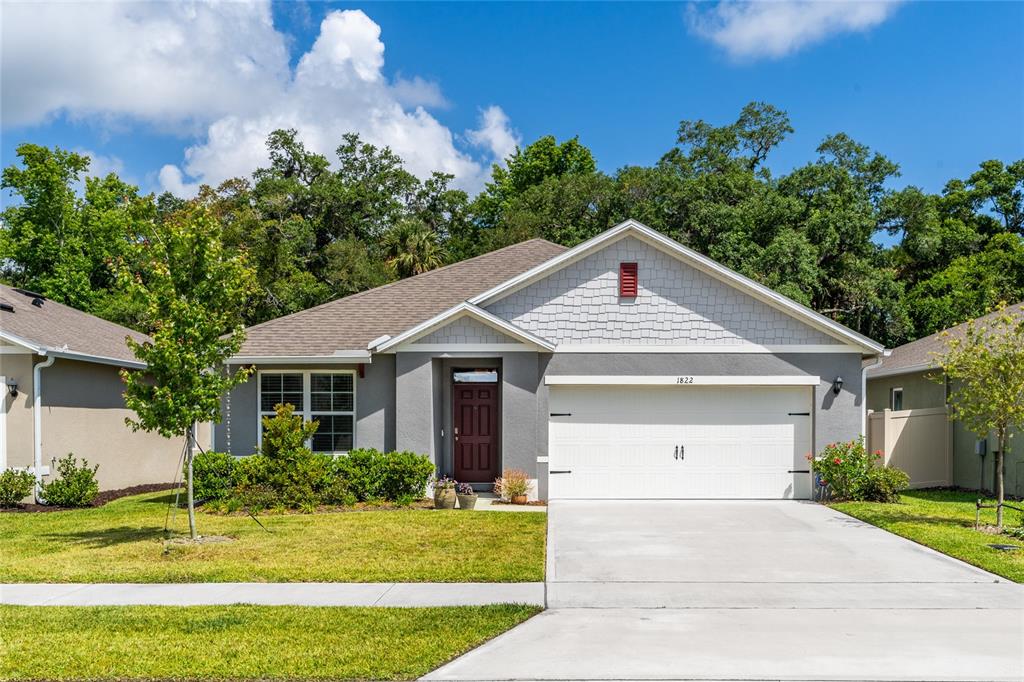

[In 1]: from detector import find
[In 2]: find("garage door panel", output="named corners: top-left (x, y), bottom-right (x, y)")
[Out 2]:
top-left (548, 385), bottom-right (813, 500)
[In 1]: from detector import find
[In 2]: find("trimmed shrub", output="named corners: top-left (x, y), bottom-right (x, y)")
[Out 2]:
top-left (331, 449), bottom-right (382, 501)
top-left (0, 469), bottom-right (36, 507)
top-left (861, 466), bottom-right (910, 503)
top-left (191, 451), bottom-right (235, 501)
top-left (333, 449), bottom-right (433, 502)
top-left (377, 450), bottom-right (434, 501)
top-left (41, 454), bottom-right (99, 507)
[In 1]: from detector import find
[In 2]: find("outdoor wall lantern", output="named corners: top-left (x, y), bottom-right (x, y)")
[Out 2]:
top-left (6, 378), bottom-right (18, 398)
top-left (832, 376), bottom-right (844, 395)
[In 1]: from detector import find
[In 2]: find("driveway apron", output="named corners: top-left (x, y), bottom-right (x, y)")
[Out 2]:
top-left (425, 500), bottom-right (1024, 681)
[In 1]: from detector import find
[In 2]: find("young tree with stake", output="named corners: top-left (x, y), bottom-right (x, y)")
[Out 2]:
top-left (117, 206), bottom-right (256, 539)
top-left (934, 303), bottom-right (1024, 528)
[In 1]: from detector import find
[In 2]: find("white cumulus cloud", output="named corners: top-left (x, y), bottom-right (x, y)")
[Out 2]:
top-left (1, 3), bottom-right (515, 195)
top-left (688, 1), bottom-right (902, 61)
top-left (467, 106), bottom-right (521, 167)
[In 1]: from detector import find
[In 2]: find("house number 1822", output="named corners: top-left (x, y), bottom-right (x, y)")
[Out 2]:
top-left (676, 376), bottom-right (694, 384)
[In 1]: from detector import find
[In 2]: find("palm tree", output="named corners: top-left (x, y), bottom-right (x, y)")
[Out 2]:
top-left (381, 221), bottom-right (446, 277)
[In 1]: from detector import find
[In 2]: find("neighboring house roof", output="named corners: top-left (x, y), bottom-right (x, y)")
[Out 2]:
top-left (868, 302), bottom-right (1024, 379)
top-left (468, 220), bottom-right (884, 355)
top-left (234, 238), bottom-right (568, 360)
top-left (0, 283), bottom-right (148, 368)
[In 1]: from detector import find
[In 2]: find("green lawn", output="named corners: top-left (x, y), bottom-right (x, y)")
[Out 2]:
top-left (0, 490), bottom-right (546, 583)
top-left (0, 604), bottom-right (539, 681)
top-left (832, 489), bottom-right (1024, 582)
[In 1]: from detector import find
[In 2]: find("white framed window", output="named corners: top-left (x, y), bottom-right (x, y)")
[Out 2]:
top-left (257, 370), bottom-right (356, 454)
top-left (890, 387), bottom-right (903, 411)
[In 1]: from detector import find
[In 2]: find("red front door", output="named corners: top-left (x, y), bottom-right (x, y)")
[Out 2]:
top-left (453, 382), bottom-right (499, 483)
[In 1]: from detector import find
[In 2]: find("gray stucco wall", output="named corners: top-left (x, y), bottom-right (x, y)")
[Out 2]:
top-left (486, 236), bottom-right (842, 347)
top-left (867, 370), bottom-right (945, 412)
top-left (215, 358), bottom-right (395, 456)
top-left (543, 352), bottom-right (864, 454)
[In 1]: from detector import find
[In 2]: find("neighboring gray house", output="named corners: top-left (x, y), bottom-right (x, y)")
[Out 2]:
top-left (0, 284), bottom-right (209, 494)
top-left (866, 303), bottom-right (1024, 495)
top-left (217, 220), bottom-right (885, 500)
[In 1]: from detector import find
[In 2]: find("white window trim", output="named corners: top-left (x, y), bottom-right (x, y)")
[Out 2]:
top-left (257, 369), bottom-right (356, 455)
top-left (890, 387), bottom-right (904, 411)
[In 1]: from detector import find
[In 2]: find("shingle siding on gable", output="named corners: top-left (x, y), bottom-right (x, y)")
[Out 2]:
top-left (485, 236), bottom-right (842, 346)
top-left (411, 316), bottom-right (519, 345)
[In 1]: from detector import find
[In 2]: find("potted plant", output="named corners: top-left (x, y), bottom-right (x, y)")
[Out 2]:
top-left (456, 482), bottom-right (478, 510)
top-left (494, 468), bottom-right (532, 504)
top-left (432, 476), bottom-right (457, 509)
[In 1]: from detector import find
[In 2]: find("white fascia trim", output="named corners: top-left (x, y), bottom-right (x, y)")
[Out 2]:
top-left (0, 330), bottom-right (42, 353)
top-left (545, 375), bottom-right (821, 386)
top-left (0, 330), bottom-right (145, 369)
top-left (44, 349), bottom-right (146, 370)
top-left (554, 344), bottom-right (862, 354)
top-left (469, 219), bottom-right (886, 355)
top-left (865, 361), bottom-right (936, 379)
top-left (228, 352), bottom-right (372, 365)
top-left (367, 335), bottom-right (391, 350)
top-left (374, 302), bottom-right (556, 353)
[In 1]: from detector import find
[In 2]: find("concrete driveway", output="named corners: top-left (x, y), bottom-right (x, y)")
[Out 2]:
top-left (426, 500), bottom-right (1024, 681)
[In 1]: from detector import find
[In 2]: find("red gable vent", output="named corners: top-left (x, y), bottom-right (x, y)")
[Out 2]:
top-left (619, 262), bottom-right (638, 298)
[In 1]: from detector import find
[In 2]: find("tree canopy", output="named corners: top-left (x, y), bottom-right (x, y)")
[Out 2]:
top-left (2, 104), bottom-right (1021, 348)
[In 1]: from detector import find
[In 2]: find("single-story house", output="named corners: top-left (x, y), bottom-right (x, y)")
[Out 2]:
top-left (217, 220), bottom-right (885, 500)
top-left (866, 302), bottom-right (1023, 495)
top-left (0, 284), bottom-right (208, 496)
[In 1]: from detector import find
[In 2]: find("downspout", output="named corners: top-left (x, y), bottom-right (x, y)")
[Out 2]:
top-left (33, 354), bottom-right (56, 503)
top-left (861, 352), bottom-right (888, 438)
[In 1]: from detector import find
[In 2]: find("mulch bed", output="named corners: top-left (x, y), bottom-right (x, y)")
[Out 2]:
top-left (0, 482), bottom-right (178, 513)
top-left (491, 499), bottom-right (547, 507)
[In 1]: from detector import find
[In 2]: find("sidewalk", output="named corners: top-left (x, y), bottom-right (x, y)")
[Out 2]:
top-left (0, 582), bottom-right (544, 607)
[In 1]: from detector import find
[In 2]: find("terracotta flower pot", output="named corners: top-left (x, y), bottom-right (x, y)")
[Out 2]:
top-left (511, 494), bottom-right (528, 505)
top-left (433, 489), bottom-right (456, 509)
top-left (457, 493), bottom-right (478, 510)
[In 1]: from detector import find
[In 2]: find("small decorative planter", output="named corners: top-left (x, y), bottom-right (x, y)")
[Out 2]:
top-left (432, 476), bottom-right (457, 509)
top-left (511, 494), bottom-right (528, 505)
top-left (456, 482), bottom-right (478, 510)
top-left (434, 488), bottom-right (456, 509)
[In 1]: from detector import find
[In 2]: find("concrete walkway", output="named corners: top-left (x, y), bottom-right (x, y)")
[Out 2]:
top-left (425, 500), bottom-right (1024, 681)
top-left (0, 582), bottom-right (544, 607)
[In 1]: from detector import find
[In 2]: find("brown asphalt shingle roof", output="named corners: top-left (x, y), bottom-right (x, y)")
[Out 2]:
top-left (869, 302), bottom-right (1024, 375)
top-left (237, 238), bottom-right (568, 357)
top-left (0, 283), bottom-right (148, 364)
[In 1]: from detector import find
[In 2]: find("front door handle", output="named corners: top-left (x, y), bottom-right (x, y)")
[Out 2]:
top-left (674, 446), bottom-right (679, 460)
top-left (680, 445), bottom-right (685, 461)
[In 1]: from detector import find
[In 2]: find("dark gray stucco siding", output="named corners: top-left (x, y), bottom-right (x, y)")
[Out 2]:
top-left (543, 352), bottom-right (864, 453)
top-left (356, 355), bottom-right (395, 452)
top-left (215, 360), bottom-right (395, 456)
top-left (395, 353), bottom-right (436, 461)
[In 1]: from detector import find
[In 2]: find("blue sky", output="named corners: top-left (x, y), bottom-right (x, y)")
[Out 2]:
top-left (2, 1), bottom-right (1022, 204)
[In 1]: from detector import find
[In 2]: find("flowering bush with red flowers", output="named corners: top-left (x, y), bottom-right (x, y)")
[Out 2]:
top-left (810, 438), bottom-right (895, 501)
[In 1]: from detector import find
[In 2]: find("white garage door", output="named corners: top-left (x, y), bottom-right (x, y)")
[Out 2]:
top-left (548, 385), bottom-right (813, 500)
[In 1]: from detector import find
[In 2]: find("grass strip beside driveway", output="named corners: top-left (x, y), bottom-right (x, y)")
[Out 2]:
top-left (0, 490), bottom-right (546, 583)
top-left (832, 489), bottom-right (1024, 582)
top-left (0, 604), bottom-right (540, 681)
